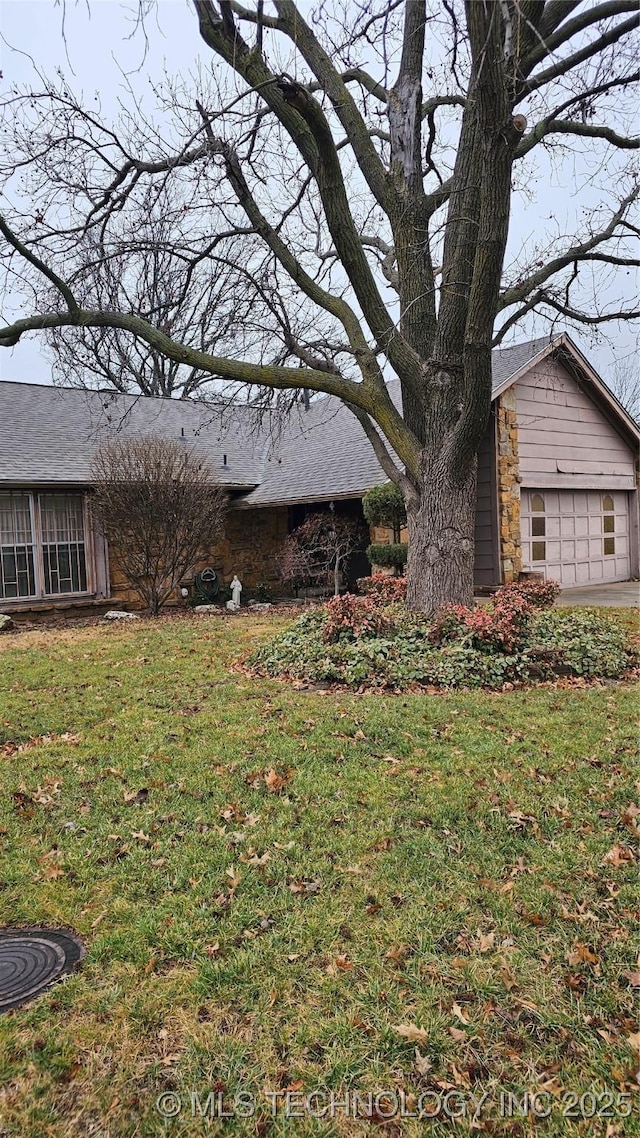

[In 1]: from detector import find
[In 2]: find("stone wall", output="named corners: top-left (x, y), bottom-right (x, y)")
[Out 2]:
top-left (496, 388), bottom-right (522, 582)
top-left (108, 505), bottom-right (290, 607)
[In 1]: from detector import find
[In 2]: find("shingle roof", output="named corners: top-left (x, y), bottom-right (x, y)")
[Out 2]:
top-left (238, 336), bottom-right (554, 507)
top-left (0, 382), bottom-right (271, 488)
top-left (0, 335), bottom-right (554, 500)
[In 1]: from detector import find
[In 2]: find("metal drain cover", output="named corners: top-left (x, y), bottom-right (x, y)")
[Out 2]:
top-left (0, 928), bottom-right (84, 1012)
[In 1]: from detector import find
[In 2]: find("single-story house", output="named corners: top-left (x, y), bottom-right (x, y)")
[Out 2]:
top-left (0, 332), bottom-right (638, 615)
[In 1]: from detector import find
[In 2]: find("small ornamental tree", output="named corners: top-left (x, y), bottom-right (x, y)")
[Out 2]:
top-left (363, 482), bottom-right (407, 574)
top-left (91, 437), bottom-right (227, 614)
top-left (278, 511), bottom-right (366, 597)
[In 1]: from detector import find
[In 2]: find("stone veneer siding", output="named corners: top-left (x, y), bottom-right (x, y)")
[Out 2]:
top-left (496, 388), bottom-right (522, 582)
top-left (109, 505), bottom-right (290, 606)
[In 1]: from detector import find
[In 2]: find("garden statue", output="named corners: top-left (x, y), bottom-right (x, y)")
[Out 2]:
top-left (226, 575), bottom-right (243, 611)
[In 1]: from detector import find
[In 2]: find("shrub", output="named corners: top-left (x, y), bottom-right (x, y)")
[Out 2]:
top-left (367, 542), bottom-right (408, 570)
top-left (277, 511), bottom-right (367, 596)
top-left (248, 581), bottom-right (633, 691)
top-left (357, 573), bottom-right (407, 603)
top-left (530, 608), bottom-right (633, 677)
top-left (91, 436), bottom-right (227, 615)
top-left (428, 579), bottom-right (561, 653)
top-left (323, 593), bottom-right (391, 642)
top-left (500, 577), bottom-right (561, 609)
top-left (362, 483), bottom-right (406, 539)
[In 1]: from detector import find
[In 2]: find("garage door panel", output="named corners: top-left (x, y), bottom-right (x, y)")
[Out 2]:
top-left (521, 489), bottom-right (631, 586)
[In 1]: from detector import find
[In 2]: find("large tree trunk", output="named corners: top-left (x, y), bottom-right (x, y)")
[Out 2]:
top-left (405, 452), bottom-right (477, 612)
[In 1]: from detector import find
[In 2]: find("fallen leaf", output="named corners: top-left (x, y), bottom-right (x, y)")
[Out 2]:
top-left (603, 844), bottom-right (635, 868)
top-left (225, 866), bottom-right (242, 892)
top-left (415, 1048), bottom-right (432, 1076)
top-left (264, 767), bottom-right (292, 793)
top-left (451, 1002), bottom-right (470, 1024)
top-left (385, 944), bottom-right (410, 963)
top-left (621, 969), bottom-right (640, 987)
top-left (500, 961), bottom-right (518, 991)
top-left (476, 931), bottom-right (495, 953)
top-left (394, 1023), bottom-right (429, 1045)
top-left (566, 943), bottom-right (599, 967)
top-left (289, 878), bottom-right (321, 895)
top-left (448, 1027), bottom-right (466, 1043)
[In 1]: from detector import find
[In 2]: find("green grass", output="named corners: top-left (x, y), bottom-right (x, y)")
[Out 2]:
top-left (0, 612), bottom-right (638, 1137)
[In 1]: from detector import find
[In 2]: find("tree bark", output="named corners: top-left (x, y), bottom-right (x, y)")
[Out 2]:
top-left (405, 451), bottom-right (478, 612)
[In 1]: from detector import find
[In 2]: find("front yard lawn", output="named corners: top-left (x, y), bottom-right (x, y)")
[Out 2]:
top-left (0, 613), bottom-right (638, 1136)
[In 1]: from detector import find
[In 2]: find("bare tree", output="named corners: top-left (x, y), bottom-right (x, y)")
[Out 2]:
top-left (1, 1), bottom-right (638, 609)
top-left (278, 511), bottom-right (366, 596)
top-left (48, 207), bottom-right (259, 398)
top-left (609, 356), bottom-right (640, 422)
top-left (91, 437), bottom-right (227, 614)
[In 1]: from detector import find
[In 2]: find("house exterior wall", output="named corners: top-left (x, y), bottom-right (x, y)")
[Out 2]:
top-left (514, 356), bottom-right (639, 580)
top-left (515, 357), bottom-right (637, 488)
top-left (474, 412), bottom-right (501, 586)
top-left (108, 504), bottom-right (290, 607)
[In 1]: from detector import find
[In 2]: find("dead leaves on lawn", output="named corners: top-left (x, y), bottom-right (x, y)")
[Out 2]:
top-left (1, 732), bottom-right (81, 758)
top-left (244, 767), bottom-right (293, 794)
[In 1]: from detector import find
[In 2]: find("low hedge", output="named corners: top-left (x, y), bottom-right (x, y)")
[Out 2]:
top-left (366, 542), bottom-right (408, 569)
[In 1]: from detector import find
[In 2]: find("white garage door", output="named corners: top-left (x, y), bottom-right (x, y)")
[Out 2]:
top-left (521, 490), bottom-right (631, 586)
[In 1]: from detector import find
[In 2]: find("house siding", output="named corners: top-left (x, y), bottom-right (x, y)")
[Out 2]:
top-left (473, 413), bottom-right (500, 586)
top-left (515, 356), bottom-right (639, 580)
top-left (515, 357), bottom-right (636, 486)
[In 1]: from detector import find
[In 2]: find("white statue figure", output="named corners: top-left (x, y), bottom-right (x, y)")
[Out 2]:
top-left (226, 575), bottom-right (242, 611)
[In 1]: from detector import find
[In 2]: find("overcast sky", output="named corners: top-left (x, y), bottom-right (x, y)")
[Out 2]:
top-left (0, 0), bottom-right (637, 390)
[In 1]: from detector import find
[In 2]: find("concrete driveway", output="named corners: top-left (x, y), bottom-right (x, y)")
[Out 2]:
top-left (555, 581), bottom-right (639, 608)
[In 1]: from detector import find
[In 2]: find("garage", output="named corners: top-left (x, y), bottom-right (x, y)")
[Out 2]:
top-left (521, 489), bottom-right (632, 586)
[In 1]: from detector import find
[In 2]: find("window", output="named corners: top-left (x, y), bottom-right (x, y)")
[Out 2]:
top-left (0, 492), bottom-right (89, 601)
top-left (40, 495), bottom-right (87, 595)
top-left (530, 494), bottom-right (545, 561)
top-left (0, 493), bottom-right (36, 598)
top-left (602, 495), bottom-right (615, 556)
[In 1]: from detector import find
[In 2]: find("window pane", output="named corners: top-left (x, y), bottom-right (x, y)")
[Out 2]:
top-left (532, 542), bottom-right (546, 561)
top-left (0, 493), bottom-right (37, 598)
top-left (531, 494), bottom-right (545, 513)
top-left (39, 494), bottom-right (87, 595)
top-left (602, 494), bottom-right (614, 513)
top-left (531, 517), bottom-right (546, 537)
top-left (603, 514), bottom-right (614, 533)
top-left (603, 537), bottom-right (615, 556)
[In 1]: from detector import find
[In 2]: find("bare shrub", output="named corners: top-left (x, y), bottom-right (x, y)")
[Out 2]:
top-left (91, 437), bottom-right (227, 614)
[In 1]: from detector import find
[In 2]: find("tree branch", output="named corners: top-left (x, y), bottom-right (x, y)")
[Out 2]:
top-left (273, 0), bottom-right (395, 214)
top-left (517, 117), bottom-right (639, 158)
top-left (498, 184), bottom-right (640, 310)
top-left (522, 0), bottom-right (640, 78)
top-left (519, 12), bottom-right (640, 96)
top-left (345, 403), bottom-right (419, 504)
top-left (0, 214), bottom-right (80, 318)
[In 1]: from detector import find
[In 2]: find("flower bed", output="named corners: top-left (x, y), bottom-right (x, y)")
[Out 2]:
top-left (248, 579), bottom-right (635, 690)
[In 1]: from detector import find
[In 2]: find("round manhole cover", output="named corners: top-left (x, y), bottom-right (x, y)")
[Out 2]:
top-left (0, 928), bottom-right (84, 1012)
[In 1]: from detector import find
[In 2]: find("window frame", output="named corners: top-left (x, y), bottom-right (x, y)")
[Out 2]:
top-left (0, 491), bottom-right (95, 604)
